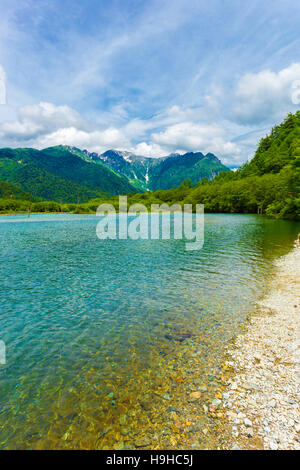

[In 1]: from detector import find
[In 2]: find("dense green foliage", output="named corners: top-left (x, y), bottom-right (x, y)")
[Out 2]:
top-left (0, 181), bottom-right (35, 201)
top-left (0, 198), bottom-right (31, 213)
top-left (0, 146), bottom-right (137, 203)
top-left (0, 197), bottom-right (64, 214)
top-left (148, 152), bottom-right (229, 190)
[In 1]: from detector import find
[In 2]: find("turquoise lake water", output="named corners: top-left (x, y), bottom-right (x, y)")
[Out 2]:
top-left (0, 213), bottom-right (299, 449)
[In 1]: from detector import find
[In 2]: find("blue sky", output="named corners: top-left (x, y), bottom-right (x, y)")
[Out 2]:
top-left (0, 0), bottom-right (300, 167)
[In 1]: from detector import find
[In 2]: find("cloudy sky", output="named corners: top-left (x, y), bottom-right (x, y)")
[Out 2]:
top-left (0, 0), bottom-right (300, 167)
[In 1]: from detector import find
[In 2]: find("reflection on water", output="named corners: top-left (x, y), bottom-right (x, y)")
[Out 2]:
top-left (0, 214), bottom-right (299, 449)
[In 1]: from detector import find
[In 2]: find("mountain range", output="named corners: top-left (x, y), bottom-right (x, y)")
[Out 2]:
top-left (64, 146), bottom-right (229, 192)
top-left (0, 145), bottom-right (229, 203)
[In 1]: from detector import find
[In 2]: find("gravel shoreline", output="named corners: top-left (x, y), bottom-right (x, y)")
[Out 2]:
top-left (222, 240), bottom-right (300, 450)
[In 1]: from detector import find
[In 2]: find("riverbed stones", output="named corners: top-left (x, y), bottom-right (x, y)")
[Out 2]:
top-left (119, 414), bottom-right (127, 426)
top-left (244, 418), bottom-right (252, 427)
top-left (269, 441), bottom-right (278, 450)
top-left (134, 437), bottom-right (151, 448)
top-left (211, 398), bottom-right (222, 407)
top-left (222, 245), bottom-right (300, 450)
top-left (164, 329), bottom-right (193, 342)
top-left (190, 391), bottom-right (202, 400)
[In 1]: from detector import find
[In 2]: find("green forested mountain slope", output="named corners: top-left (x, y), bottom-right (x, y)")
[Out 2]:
top-left (0, 144), bottom-right (229, 203)
top-left (238, 112), bottom-right (300, 177)
top-left (0, 146), bottom-right (137, 202)
top-left (148, 152), bottom-right (229, 190)
top-left (66, 147), bottom-right (229, 191)
top-left (0, 181), bottom-right (35, 201)
top-left (180, 112), bottom-right (300, 219)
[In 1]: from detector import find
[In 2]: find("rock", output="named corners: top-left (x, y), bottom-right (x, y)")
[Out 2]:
top-left (253, 354), bottom-right (262, 364)
top-left (269, 441), bottom-right (278, 450)
top-left (231, 445), bottom-right (242, 450)
top-left (163, 394), bottom-right (171, 400)
top-left (190, 391), bottom-right (202, 400)
top-left (244, 418), bottom-right (252, 427)
top-left (199, 385), bottom-right (208, 392)
top-left (231, 382), bottom-right (238, 390)
top-left (208, 374), bottom-right (216, 381)
top-left (243, 382), bottom-right (259, 392)
top-left (168, 406), bottom-right (175, 412)
top-left (164, 329), bottom-right (193, 342)
top-left (135, 437), bottom-right (151, 448)
top-left (140, 400), bottom-right (152, 411)
top-left (114, 443), bottom-right (125, 450)
top-left (119, 414), bottom-right (127, 426)
top-left (211, 398), bottom-right (222, 407)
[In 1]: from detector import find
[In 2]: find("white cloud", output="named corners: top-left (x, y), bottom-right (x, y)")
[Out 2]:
top-left (131, 142), bottom-right (167, 157)
top-left (36, 126), bottom-right (130, 153)
top-left (0, 86), bottom-right (292, 168)
top-left (19, 102), bottom-right (82, 129)
top-left (0, 101), bottom-right (248, 166)
top-left (150, 121), bottom-right (242, 165)
top-left (152, 122), bottom-right (223, 150)
top-left (0, 102), bottom-right (83, 141)
top-left (231, 63), bottom-right (300, 125)
top-left (0, 101), bottom-right (130, 152)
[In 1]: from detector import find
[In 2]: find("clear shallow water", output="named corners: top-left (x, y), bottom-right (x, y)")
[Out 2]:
top-left (0, 213), bottom-right (299, 449)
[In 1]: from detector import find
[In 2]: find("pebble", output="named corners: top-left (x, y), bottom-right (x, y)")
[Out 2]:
top-left (119, 414), bottom-right (127, 426)
top-left (211, 398), bottom-right (222, 407)
top-left (190, 391), bottom-right (202, 400)
top-left (135, 437), bottom-right (151, 448)
top-left (244, 418), bottom-right (252, 427)
top-left (269, 441), bottom-right (278, 450)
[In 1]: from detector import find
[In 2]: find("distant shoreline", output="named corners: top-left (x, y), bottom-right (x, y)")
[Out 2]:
top-left (0, 211), bottom-right (71, 217)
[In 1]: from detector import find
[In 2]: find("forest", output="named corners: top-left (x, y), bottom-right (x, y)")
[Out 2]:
top-left (0, 112), bottom-right (299, 220)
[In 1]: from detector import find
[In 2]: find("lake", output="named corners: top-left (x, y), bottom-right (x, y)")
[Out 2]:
top-left (0, 213), bottom-right (299, 449)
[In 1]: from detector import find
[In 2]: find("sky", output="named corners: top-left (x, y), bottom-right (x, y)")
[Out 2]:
top-left (0, 0), bottom-right (300, 167)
